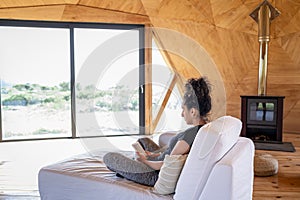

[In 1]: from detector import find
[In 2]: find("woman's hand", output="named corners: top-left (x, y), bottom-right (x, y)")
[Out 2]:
top-left (136, 151), bottom-right (164, 170)
top-left (136, 152), bottom-right (147, 162)
top-left (145, 151), bottom-right (160, 158)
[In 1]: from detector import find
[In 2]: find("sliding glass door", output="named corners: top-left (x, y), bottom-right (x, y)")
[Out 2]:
top-left (74, 28), bottom-right (142, 137)
top-left (0, 20), bottom-right (144, 141)
top-left (0, 26), bottom-right (71, 140)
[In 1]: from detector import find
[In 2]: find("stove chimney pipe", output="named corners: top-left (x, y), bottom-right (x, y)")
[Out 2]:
top-left (250, 0), bottom-right (280, 96)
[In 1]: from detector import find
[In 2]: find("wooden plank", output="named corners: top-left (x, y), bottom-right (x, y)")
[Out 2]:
top-left (152, 29), bottom-right (187, 97)
top-left (0, 0), bottom-right (78, 8)
top-left (0, 5), bottom-right (66, 21)
top-left (140, 0), bottom-right (161, 16)
top-left (62, 5), bottom-right (150, 24)
top-left (144, 25), bottom-right (153, 134)
top-left (210, 0), bottom-right (258, 35)
top-left (253, 133), bottom-right (300, 199)
top-left (155, 0), bottom-right (213, 24)
top-left (78, 0), bottom-right (147, 15)
top-left (273, 0), bottom-right (300, 37)
top-left (151, 74), bottom-right (177, 132)
top-left (0, 4), bottom-right (150, 24)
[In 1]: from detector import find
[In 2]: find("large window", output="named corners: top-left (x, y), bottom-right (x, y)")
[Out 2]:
top-left (151, 40), bottom-right (189, 133)
top-left (0, 20), bottom-right (144, 141)
top-left (74, 28), bottom-right (142, 137)
top-left (0, 26), bottom-right (71, 140)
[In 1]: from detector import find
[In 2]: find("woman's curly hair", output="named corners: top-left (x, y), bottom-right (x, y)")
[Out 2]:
top-left (183, 77), bottom-right (211, 118)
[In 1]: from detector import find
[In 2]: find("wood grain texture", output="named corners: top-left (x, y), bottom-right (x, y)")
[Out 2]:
top-left (0, 0), bottom-right (79, 8)
top-left (274, 0), bottom-right (300, 37)
top-left (0, 0), bottom-right (299, 133)
top-left (141, 0), bottom-right (300, 133)
top-left (211, 0), bottom-right (258, 35)
top-left (151, 74), bottom-right (177, 132)
top-left (144, 26), bottom-right (153, 134)
top-left (61, 5), bottom-right (150, 24)
top-left (0, 2), bottom-right (299, 199)
top-left (0, 5), bottom-right (66, 21)
top-left (78, 0), bottom-right (147, 15)
top-left (253, 133), bottom-right (300, 200)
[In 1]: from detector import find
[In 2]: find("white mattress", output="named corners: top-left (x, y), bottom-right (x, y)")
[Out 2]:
top-left (38, 151), bottom-right (173, 200)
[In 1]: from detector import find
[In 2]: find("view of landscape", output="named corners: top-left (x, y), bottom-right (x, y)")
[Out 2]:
top-left (1, 80), bottom-right (142, 139)
top-left (1, 79), bottom-right (185, 140)
top-left (1, 81), bottom-right (71, 139)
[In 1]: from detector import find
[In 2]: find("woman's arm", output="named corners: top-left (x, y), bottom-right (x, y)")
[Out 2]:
top-left (170, 140), bottom-right (190, 155)
top-left (136, 140), bottom-right (190, 170)
top-left (136, 152), bottom-right (163, 170)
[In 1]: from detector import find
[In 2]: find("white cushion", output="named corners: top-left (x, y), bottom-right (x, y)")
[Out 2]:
top-left (199, 137), bottom-right (255, 200)
top-left (153, 154), bottom-right (187, 195)
top-left (174, 116), bottom-right (242, 200)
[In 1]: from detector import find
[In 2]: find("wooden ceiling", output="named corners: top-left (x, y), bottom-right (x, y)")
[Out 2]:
top-left (0, 0), bottom-right (299, 133)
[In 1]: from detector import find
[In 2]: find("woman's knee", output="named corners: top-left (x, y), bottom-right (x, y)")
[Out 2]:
top-left (103, 152), bottom-right (124, 170)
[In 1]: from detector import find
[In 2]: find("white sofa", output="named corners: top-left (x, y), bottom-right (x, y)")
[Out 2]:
top-left (38, 116), bottom-right (255, 200)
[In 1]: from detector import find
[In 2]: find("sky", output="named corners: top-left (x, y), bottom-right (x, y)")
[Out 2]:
top-left (0, 26), bottom-right (140, 88)
top-left (0, 26), bottom-right (70, 86)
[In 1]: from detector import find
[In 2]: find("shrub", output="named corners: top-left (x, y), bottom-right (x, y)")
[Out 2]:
top-left (2, 94), bottom-right (28, 106)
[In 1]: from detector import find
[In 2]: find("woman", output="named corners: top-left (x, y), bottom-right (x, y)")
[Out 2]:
top-left (103, 77), bottom-right (212, 186)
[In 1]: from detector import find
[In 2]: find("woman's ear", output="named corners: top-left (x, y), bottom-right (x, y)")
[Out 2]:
top-left (191, 108), bottom-right (199, 118)
top-left (190, 108), bottom-right (196, 115)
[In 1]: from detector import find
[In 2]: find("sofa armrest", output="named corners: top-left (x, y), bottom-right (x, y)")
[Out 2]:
top-left (199, 137), bottom-right (254, 200)
top-left (158, 131), bottom-right (177, 148)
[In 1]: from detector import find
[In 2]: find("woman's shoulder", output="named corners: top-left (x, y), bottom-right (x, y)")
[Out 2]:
top-left (184, 125), bottom-right (202, 134)
top-left (173, 125), bottom-right (202, 140)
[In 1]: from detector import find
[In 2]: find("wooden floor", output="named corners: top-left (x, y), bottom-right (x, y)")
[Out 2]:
top-left (253, 133), bottom-right (300, 200)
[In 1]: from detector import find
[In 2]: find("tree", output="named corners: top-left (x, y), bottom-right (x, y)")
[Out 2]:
top-left (13, 84), bottom-right (32, 91)
top-left (59, 82), bottom-right (70, 91)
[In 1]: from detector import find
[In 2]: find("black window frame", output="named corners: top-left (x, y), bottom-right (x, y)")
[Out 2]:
top-left (0, 19), bottom-right (145, 142)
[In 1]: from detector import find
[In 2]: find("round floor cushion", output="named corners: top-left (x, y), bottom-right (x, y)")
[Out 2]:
top-left (254, 153), bottom-right (278, 176)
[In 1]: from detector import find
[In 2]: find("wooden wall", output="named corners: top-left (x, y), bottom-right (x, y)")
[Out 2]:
top-left (0, 0), bottom-right (299, 133)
